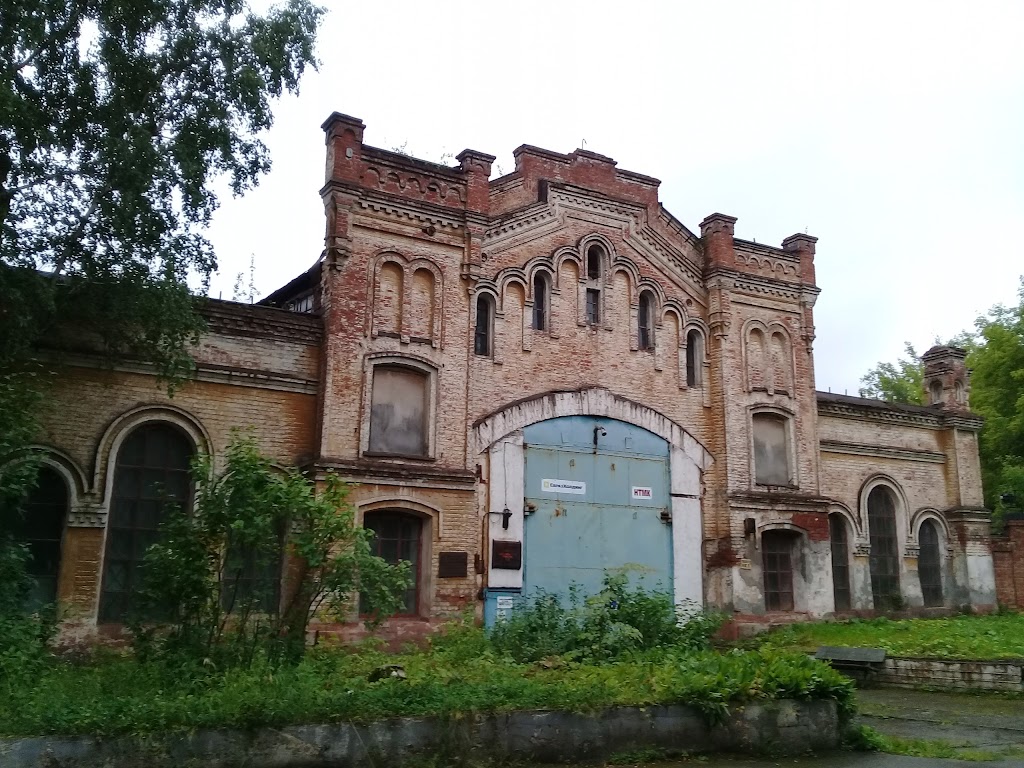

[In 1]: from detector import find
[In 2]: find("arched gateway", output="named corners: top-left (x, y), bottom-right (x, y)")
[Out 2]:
top-left (473, 388), bottom-right (712, 624)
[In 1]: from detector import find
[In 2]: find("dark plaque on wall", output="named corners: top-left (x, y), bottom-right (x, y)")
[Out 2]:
top-left (437, 551), bottom-right (469, 578)
top-left (491, 540), bottom-right (522, 570)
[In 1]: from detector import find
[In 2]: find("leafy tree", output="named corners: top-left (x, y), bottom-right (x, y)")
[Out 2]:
top-left (858, 280), bottom-right (1024, 513)
top-left (0, 0), bottom-right (324, 505)
top-left (967, 281), bottom-right (1024, 514)
top-left (134, 435), bottom-right (411, 665)
top-left (858, 342), bottom-right (926, 404)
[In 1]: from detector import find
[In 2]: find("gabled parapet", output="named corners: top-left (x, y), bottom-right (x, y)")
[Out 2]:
top-left (319, 111), bottom-right (494, 217)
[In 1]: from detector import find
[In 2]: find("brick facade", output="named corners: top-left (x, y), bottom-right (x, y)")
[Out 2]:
top-left (992, 521), bottom-right (1024, 609)
top-left (26, 112), bottom-right (997, 642)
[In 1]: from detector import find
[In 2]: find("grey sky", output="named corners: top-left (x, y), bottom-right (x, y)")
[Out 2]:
top-left (205, 0), bottom-right (1024, 396)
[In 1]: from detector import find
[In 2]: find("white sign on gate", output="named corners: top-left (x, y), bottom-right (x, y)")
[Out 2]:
top-left (541, 478), bottom-right (586, 495)
top-left (631, 486), bottom-right (653, 500)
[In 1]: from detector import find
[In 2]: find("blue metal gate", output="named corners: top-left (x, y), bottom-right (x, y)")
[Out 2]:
top-left (522, 416), bottom-right (672, 601)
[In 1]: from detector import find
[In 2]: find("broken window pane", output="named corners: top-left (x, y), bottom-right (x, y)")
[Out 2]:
top-left (753, 413), bottom-right (789, 486)
top-left (369, 366), bottom-right (428, 456)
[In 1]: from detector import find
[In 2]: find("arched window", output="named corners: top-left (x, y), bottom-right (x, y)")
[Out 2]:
top-left (829, 513), bottom-right (851, 611)
top-left (929, 380), bottom-right (943, 404)
top-left (532, 272), bottom-right (549, 331)
top-left (919, 519), bottom-right (944, 607)
top-left (686, 329), bottom-right (703, 387)
top-left (638, 291), bottom-right (654, 350)
top-left (762, 530), bottom-right (798, 611)
top-left (585, 244), bottom-right (603, 325)
top-left (6, 466), bottom-right (68, 609)
top-left (368, 365), bottom-right (429, 457)
top-left (362, 511), bottom-right (423, 615)
top-left (867, 485), bottom-right (901, 610)
top-left (752, 412), bottom-right (790, 486)
top-left (474, 293), bottom-right (494, 356)
top-left (100, 423), bottom-right (193, 622)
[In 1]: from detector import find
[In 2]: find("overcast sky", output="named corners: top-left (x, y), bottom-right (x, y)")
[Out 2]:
top-left (204, 0), bottom-right (1024, 396)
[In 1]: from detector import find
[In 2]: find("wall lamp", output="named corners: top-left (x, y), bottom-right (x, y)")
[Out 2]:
top-left (489, 508), bottom-right (513, 530)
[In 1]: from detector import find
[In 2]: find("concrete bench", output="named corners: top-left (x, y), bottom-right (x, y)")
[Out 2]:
top-left (815, 646), bottom-right (887, 681)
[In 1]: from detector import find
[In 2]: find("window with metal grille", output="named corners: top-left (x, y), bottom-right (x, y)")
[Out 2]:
top-left (5, 466), bottom-right (67, 609)
top-left (918, 519), bottom-right (944, 607)
top-left (100, 423), bottom-right (193, 622)
top-left (829, 513), bottom-right (851, 611)
top-left (474, 294), bottom-right (494, 356)
top-left (638, 291), bottom-right (654, 350)
top-left (221, 528), bottom-right (284, 615)
top-left (762, 530), bottom-right (796, 611)
top-left (532, 272), bottom-right (548, 331)
top-left (868, 486), bottom-right (901, 610)
top-left (586, 288), bottom-right (600, 325)
top-left (362, 511), bottom-right (422, 615)
top-left (368, 366), bottom-right (429, 457)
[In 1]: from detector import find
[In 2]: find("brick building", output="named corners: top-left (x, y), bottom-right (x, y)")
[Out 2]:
top-left (16, 112), bottom-right (997, 640)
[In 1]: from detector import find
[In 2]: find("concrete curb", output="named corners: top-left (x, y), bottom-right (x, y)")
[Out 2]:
top-left (0, 699), bottom-right (840, 767)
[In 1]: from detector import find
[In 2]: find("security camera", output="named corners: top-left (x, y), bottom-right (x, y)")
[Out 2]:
top-left (598, 427), bottom-right (607, 437)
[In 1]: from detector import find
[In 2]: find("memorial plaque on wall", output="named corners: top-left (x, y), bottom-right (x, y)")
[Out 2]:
top-left (437, 551), bottom-right (468, 578)
top-left (491, 540), bottom-right (522, 570)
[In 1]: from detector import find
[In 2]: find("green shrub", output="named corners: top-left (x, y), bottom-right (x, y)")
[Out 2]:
top-left (0, 537), bottom-right (56, 689)
top-left (489, 573), bottom-right (726, 663)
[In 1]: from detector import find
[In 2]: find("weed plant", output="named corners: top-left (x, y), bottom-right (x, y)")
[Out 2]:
top-left (0, 619), bottom-right (854, 738)
top-left (754, 612), bottom-right (1024, 660)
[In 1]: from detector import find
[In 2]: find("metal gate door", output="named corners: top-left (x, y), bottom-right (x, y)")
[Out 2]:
top-left (523, 416), bottom-right (672, 601)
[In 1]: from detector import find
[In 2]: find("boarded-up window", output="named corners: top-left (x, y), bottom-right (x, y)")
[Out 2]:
top-left (830, 513), bottom-right (851, 611)
top-left (752, 413), bottom-right (789, 486)
top-left (748, 328), bottom-right (767, 390)
top-left (100, 423), bottom-right (193, 622)
top-left (409, 268), bottom-right (435, 341)
top-left (686, 329), bottom-right (702, 387)
top-left (5, 466), bottom-right (67, 609)
top-left (762, 530), bottom-right (797, 611)
top-left (374, 262), bottom-right (403, 336)
top-left (369, 366), bottom-right (428, 456)
top-left (868, 486), bottom-right (901, 610)
top-left (919, 520), bottom-right (943, 607)
top-left (638, 291), bottom-right (654, 350)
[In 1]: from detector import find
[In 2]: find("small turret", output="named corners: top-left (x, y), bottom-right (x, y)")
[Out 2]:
top-left (922, 345), bottom-right (970, 410)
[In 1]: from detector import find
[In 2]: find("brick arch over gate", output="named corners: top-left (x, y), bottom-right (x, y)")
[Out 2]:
top-left (472, 387), bottom-right (713, 609)
top-left (472, 387), bottom-right (713, 469)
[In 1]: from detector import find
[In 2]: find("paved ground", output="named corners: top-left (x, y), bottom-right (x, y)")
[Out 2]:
top-left (535, 687), bottom-right (1024, 767)
top-left (856, 687), bottom-right (1024, 751)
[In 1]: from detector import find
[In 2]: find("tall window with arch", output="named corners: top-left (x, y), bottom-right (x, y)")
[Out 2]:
top-left (686, 329), bottom-right (703, 387)
top-left (532, 272), bottom-right (549, 331)
top-left (474, 293), bottom-right (494, 356)
top-left (752, 412), bottom-right (790, 486)
top-left (4, 466), bottom-right (68, 609)
top-left (918, 519), bottom-right (944, 607)
top-left (100, 422), bottom-right (194, 622)
top-left (829, 513), bottom-right (851, 611)
top-left (368, 365), bottom-right (429, 457)
top-left (362, 511), bottom-right (423, 615)
top-left (867, 485), bottom-right (901, 610)
top-left (585, 244), bottom-right (604, 325)
top-left (638, 291), bottom-right (654, 350)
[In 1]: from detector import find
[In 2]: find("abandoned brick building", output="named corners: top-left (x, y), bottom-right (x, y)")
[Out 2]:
top-left (17, 112), bottom-right (998, 640)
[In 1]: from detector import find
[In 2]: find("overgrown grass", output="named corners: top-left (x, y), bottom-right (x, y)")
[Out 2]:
top-left (754, 612), bottom-right (1024, 660)
top-left (0, 625), bottom-right (854, 739)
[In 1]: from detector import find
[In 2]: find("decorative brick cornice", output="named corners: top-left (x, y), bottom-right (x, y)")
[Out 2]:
top-left (313, 459), bottom-right (477, 488)
top-left (819, 440), bottom-right (946, 464)
top-left (816, 392), bottom-right (983, 431)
